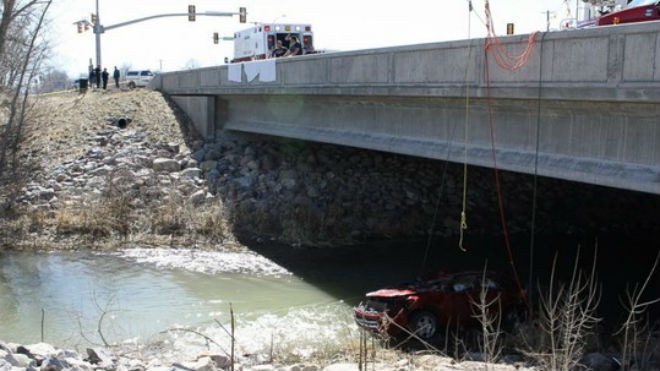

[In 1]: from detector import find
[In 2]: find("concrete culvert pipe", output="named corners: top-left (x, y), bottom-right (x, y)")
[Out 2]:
top-left (116, 117), bottom-right (131, 129)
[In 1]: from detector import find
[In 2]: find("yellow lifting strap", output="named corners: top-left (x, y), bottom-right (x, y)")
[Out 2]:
top-left (458, 1), bottom-right (474, 252)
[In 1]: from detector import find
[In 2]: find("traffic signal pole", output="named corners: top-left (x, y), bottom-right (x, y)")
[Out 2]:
top-left (94, 0), bottom-right (101, 68)
top-left (88, 3), bottom-right (246, 71)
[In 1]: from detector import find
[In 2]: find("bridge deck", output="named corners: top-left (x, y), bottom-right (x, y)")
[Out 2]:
top-left (154, 22), bottom-right (660, 194)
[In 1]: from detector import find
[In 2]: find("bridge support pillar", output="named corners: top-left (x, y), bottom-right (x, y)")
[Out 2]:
top-left (171, 95), bottom-right (216, 139)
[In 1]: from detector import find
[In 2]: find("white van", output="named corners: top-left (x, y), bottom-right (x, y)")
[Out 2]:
top-left (125, 70), bottom-right (155, 88)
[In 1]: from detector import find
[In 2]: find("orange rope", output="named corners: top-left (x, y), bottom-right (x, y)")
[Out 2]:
top-left (481, 0), bottom-right (533, 307)
top-left (484, 1), bottom-right (538, 72)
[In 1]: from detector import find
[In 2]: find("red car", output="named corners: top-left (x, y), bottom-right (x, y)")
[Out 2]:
top-left (353, 271), bottom-right (526, 343)
top-left (597, 0), bottom-right (660, 25)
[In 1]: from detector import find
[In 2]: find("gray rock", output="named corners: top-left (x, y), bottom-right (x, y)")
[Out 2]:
top-left (207, 355), bottom-right (229, 369)
top-left (181, 168), bottom-right (202, 179)
top-left (40, 355), bottom-right (70, 371)
top-left (189, 190), bottom-right (207, 206)
top-left (13, 353), bottom-right (33, 368)
top-left (0, 359), bottom-right (11, 371)
top-left (85, 348), bottom-right (115, 366)
top-left (152, 158), bottom-right (180, 172)
top-left (0, 350), bottom-right (18, 367)
top-left (581, 352), bottom-right (619, 371)
top-left (204, 149), bottom-right (222, 161)
top-left (250, 365), bottom-right (275, 371)
top-left (200, 161), bottom-right (218, 172)
top-left (281, 179), bottom-right (296, 190)
top-left (232, 176), bottom-right (254, 189)
top-left (89, 165), bottom-right (113, 176)
top-left (24, 343), bottom-right (55, 359)
top-left (167, 142), bottom-right (180, 153)
top-left (145, 366), bottom-right (171, 371)
top-left (191, 148), bottom-right (206, 162)
top-left (185, 159), bottom-right (199, 169)
top-left (246, 160), bottom-right (259, 171)
top-left (37, 188), bottom-right (55, 200)
top-left (321, 363), bottom-right (359, 371)
top-left (306, 186), bottom-right (320, 198)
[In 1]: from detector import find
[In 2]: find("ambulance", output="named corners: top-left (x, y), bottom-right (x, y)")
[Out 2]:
top-left (231, 23), bottom-right (315, 63)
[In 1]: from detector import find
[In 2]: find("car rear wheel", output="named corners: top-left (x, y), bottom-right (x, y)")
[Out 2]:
top-left (408, 310), bottom-right (439, 342)
top-left (128, 81), bottom-right (136, 89)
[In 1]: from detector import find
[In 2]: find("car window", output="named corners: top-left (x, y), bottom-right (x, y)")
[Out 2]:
top-left (627, 0), bottom-right (656, 7)
top-left (140, 71), bottom-right (152, 76)
top-left (127, 71), bottom-right (138, 76)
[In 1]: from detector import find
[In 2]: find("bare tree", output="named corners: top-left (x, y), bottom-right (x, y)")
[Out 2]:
top-left (38, 67), bottom-right (70, 92)
top-left (0, 0), bottom-right (52, 210)
top-left (0, 0), bottom-right (43, 57)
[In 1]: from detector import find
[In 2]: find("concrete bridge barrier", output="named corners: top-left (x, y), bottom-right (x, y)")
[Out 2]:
top-left (154, 21), bottom-right (660, 194)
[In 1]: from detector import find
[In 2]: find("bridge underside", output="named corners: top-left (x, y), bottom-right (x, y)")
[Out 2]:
top-left (163, 22), bottom-right (660, 195)
top-left (193, 94), bottom-right (658, 195)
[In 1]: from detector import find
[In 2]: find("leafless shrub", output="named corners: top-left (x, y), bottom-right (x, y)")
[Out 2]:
top-left (522, 248), bottom-right (602, 371)
top-left (471, 264), bottom-right (503, 366)
top-left (101, 168), bottom-right (138, 238)
top-left (615, 250), bottom-right (660, 370)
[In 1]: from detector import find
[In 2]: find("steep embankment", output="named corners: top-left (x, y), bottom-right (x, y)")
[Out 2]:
top-left (5, 89), bottom-right (232, 250)
top-left (5, 88), bottom-right (463, 249)
top-left (8, 87), bottom-right (659, 251)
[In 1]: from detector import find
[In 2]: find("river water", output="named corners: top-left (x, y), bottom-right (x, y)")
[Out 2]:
top-left (0, 247), bottom-right (365, 358)
top-left (1, 235), bottom-right (657, 358)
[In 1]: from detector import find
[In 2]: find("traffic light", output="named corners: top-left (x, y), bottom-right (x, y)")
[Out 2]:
top-left (213, 32), bottom-right (219, 44)
top-left (77, 22), bottom-right (83, 33)
top-left (84, 22), bottom-right (89, 31)
top-left (506, 23), bottom-right (514, 35)
top-left (188, 5), bottom-right (196, 21)
top-left (90, 13), bottom-right (97, 24)
top-left (239, 7), bottom-right (246, 23)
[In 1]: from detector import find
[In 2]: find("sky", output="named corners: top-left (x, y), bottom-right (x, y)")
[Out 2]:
top-left (46, 0), bottom-right (577, 78)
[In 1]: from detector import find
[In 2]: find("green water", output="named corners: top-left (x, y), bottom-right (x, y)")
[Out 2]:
top-left (0, 250), bottom-right (347, 352)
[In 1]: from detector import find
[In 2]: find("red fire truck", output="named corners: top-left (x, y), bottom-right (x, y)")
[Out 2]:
top-left (596, 0), bottom-right (660, 25)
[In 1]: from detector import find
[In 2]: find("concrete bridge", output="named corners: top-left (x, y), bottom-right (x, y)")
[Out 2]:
top-left (152, 22), bottom-right (660, 195)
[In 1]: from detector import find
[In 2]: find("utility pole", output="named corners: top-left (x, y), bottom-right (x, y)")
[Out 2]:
top-left (94, 0), bottom-right (101, 68)
top-left (546, 10), bottom-right (551, 31)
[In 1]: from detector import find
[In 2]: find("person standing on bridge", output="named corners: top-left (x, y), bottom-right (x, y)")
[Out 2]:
top-left (101, 68), bottom-right (109, 89)
top-left (89, 66), bottom-right (96, 90)
top-left (94, 65), bottom-right (102, 88)
top-left (113, 66), bottom-right (120, 88)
